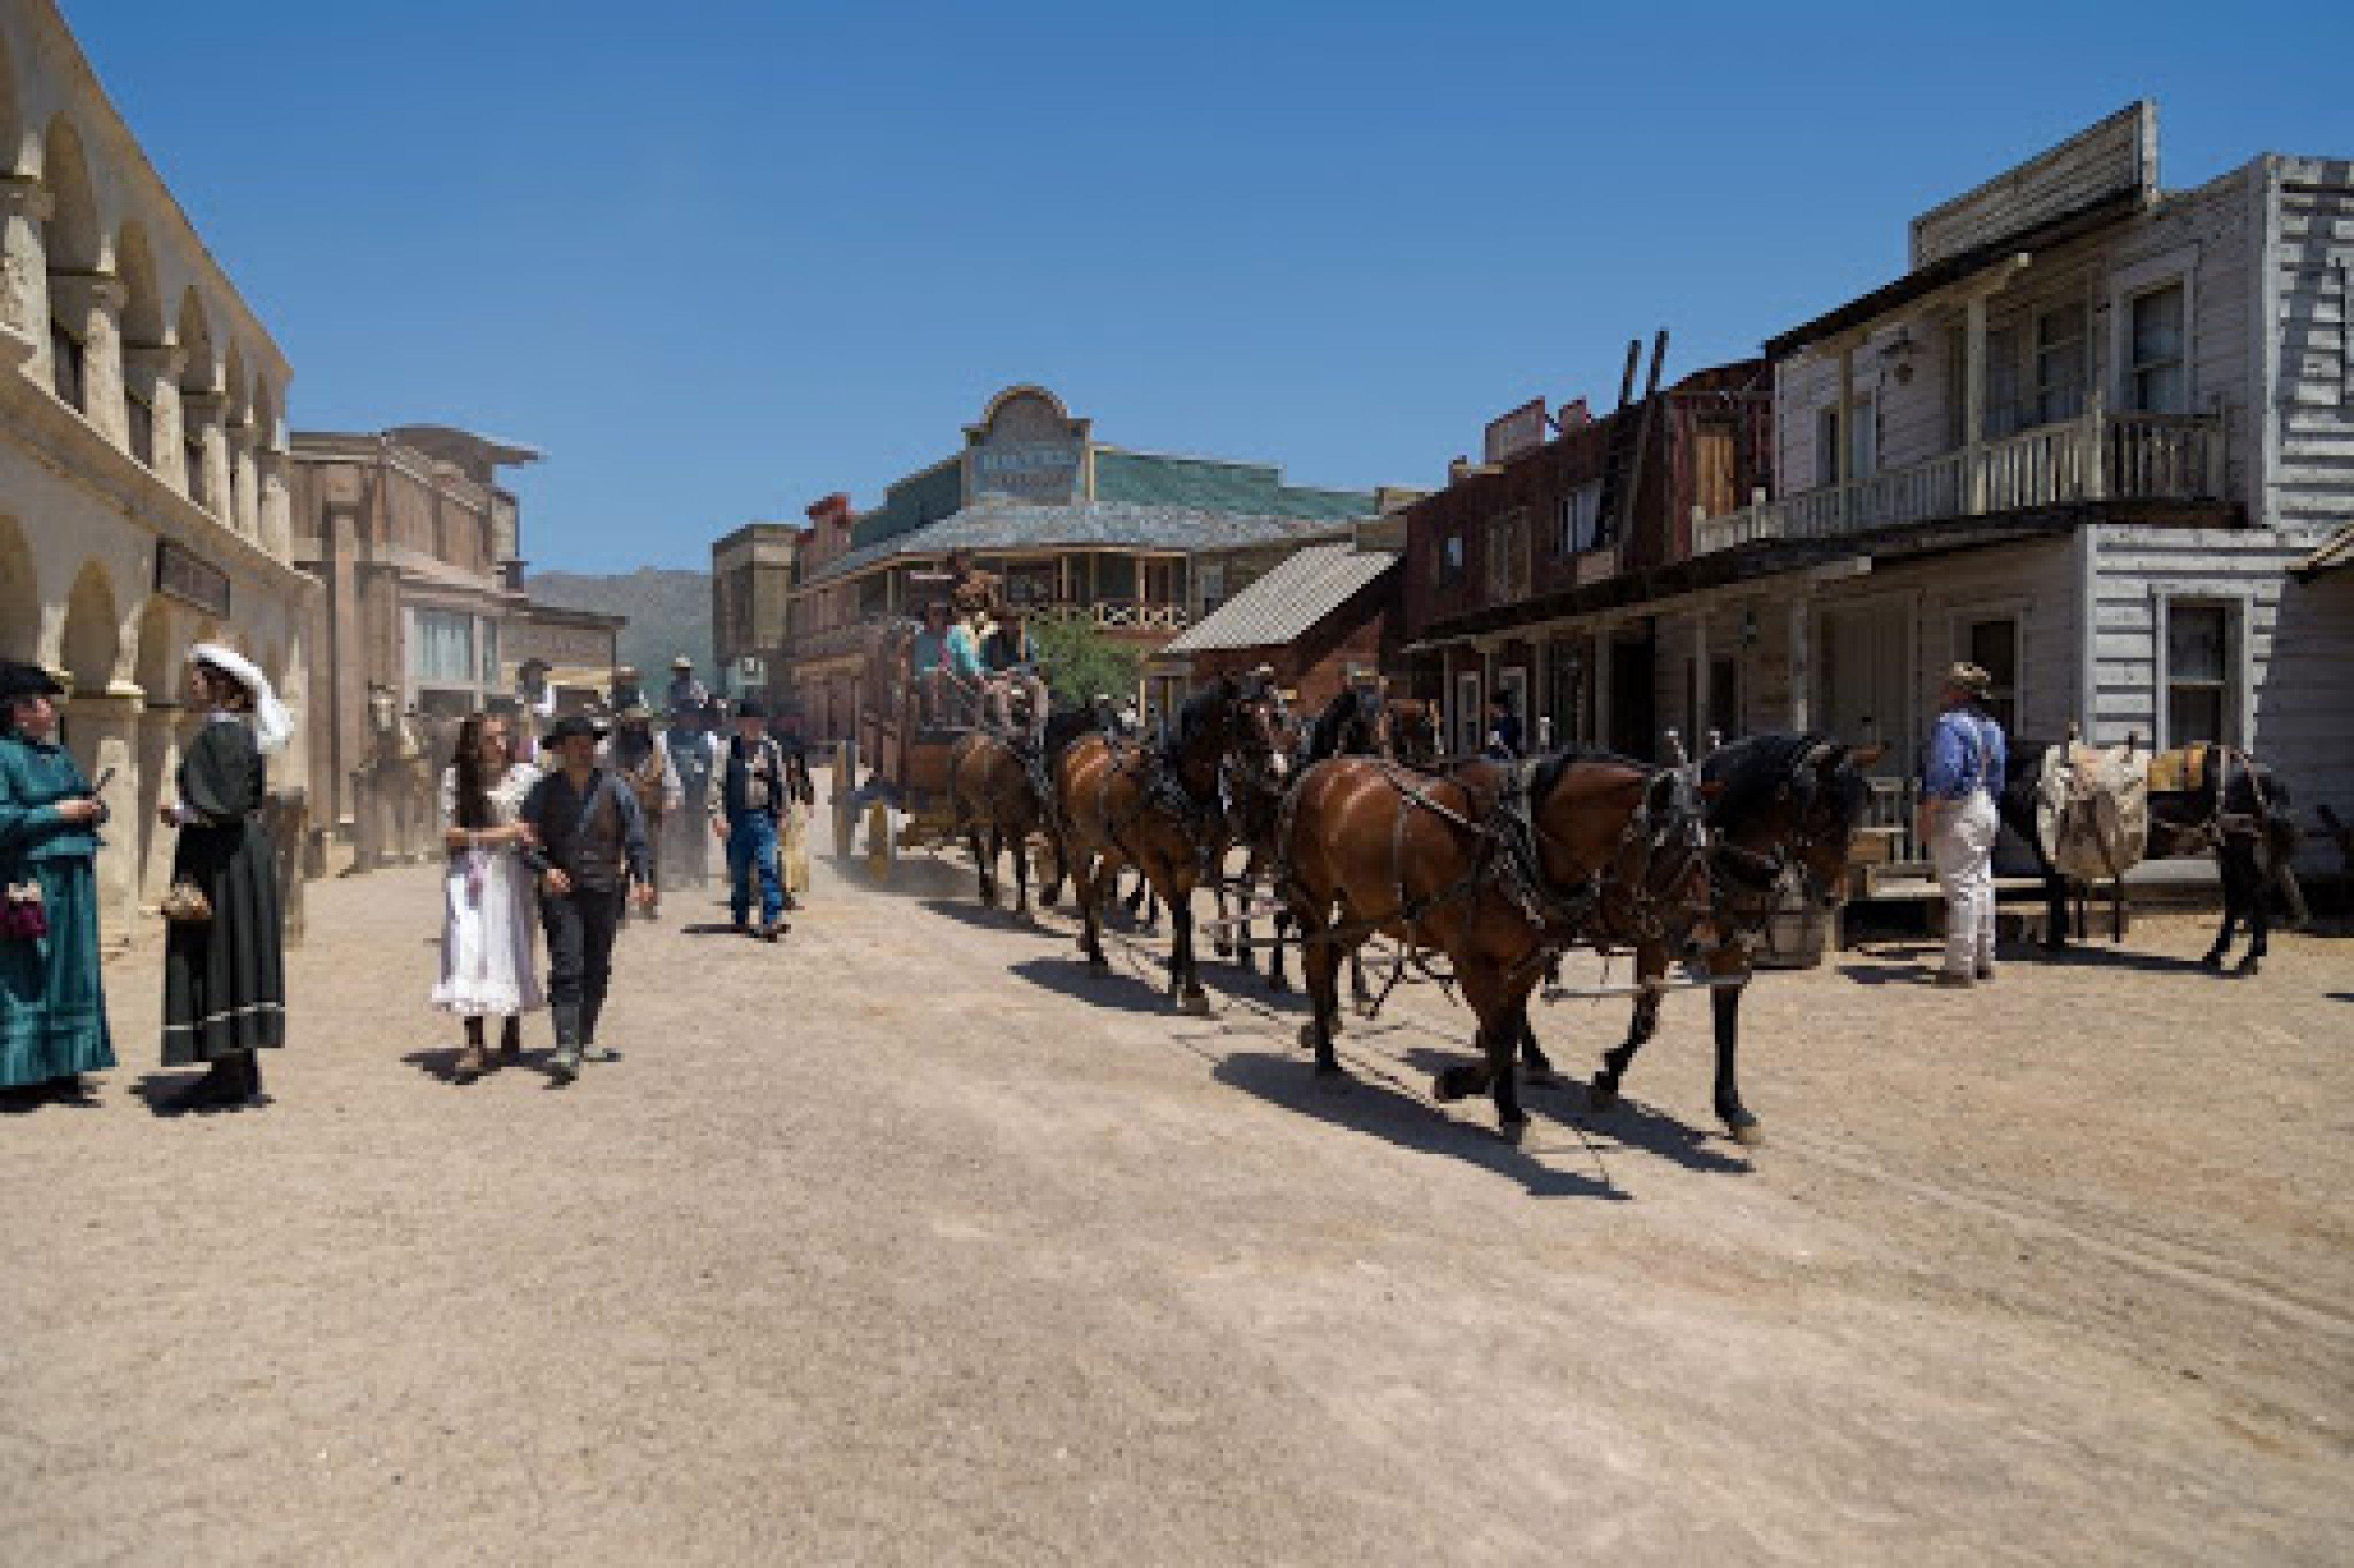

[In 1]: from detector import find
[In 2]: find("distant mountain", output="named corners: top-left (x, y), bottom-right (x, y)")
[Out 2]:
top-left (528, 567), bottom-right (712, 681)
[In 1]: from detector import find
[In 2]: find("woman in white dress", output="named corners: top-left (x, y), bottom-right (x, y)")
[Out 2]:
top-left (432, 713), bottom-right (544, 1082)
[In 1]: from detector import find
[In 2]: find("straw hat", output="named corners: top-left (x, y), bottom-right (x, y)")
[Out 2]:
top-left (1943, 661), bottom-right (1994, 699)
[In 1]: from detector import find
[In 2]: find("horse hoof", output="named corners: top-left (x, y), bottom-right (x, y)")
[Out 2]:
top-left (1312, 1060), bottom-right (1346, 1081)
top-left (1729, 1121), bottom-right (1765, 1147)
top-left (1267, 976), bottom-right (1290, 995)
top-left (1498, 1117), bottom-right (1528, 1147)
top-left (1432, 1068), bottom-right (1469, 1103)
top-left (2236, 958), bottom-right (2262, 978)
top-left (1179, 991), bottom-right (1212, 1018)
top-left (1086, 954), bottom-right (1109, 973)
top-left (1587, 1078), bottom-right (1619, 1113)
top-left (2200, 952), bottom-right (2226, 972)
top-left (1525, 1067), bottom-right (1558, 1089)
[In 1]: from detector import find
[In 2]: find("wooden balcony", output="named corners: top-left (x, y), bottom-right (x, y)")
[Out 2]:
top-left (1028, 599), bottom-right (1191, 633)
top-left (1694, 403), bottom-right (2227, 554)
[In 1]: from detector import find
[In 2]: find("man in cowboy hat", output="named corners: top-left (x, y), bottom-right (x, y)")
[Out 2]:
top-left (603, 704), bottom-right (681, 918)
top-left (978, 601), bottom-right (1049, 747)
top-left (665, 655), bottom-right (708, 715)
top-left (713, 696), bottom-right (790, 940)
top-left (519, 714), bottom-right (653, 1083)
top-left (1917, 660), bottom-right (2009, 988)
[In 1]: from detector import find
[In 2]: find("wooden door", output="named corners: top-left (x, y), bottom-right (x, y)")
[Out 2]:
top-left (1819, 604), bottom-right (1911, 775)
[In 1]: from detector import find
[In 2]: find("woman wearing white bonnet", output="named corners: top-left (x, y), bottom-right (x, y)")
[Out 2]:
top-left (154, 642), bottom-right (289, 1111)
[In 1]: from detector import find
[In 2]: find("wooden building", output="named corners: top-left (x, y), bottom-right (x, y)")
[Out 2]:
top-left (1154, 528), bottom-right (1401, 715)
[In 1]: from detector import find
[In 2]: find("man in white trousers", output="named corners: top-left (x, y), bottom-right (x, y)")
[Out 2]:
top-left (1916, 661), bottom-right (2009, 986)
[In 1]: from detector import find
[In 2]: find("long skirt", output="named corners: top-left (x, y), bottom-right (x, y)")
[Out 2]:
top-left (0, 855), bottom-right (115, 1086)
top-left (162, 818), bottom-right (286, 1064)
top-left (431, 849), bottom-right (545, 1017)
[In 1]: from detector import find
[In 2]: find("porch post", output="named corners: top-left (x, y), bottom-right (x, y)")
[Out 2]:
top-left (1964, 294), bottom-right (1989, 514)
top-left (1786, 598), bottom-right (1812, 733)
top-left (1691, 611), bottom-right (1712, 749)
top-left (1592, 625), bottom-right (1615, 752)
top-left (1837, 338), bottom-right (1857, 530)
top-left (2083, 386), bottom-right (2108, 501)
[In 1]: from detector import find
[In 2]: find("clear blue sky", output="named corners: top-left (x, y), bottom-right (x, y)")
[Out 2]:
top-left (67, 1), bottom-right (2354, 573)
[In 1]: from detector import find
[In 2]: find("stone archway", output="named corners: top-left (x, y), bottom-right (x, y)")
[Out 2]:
top-left (59, 558), bottom-right (118, 692)
top-left (0, 514), bottom-right (34, 663)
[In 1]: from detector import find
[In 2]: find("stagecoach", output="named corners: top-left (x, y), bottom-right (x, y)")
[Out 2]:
top-left (828, 618), bottom-right (969, 879)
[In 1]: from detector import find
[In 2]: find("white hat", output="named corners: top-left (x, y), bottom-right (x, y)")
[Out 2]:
top-left (189, 642), bottom-right (294, 755)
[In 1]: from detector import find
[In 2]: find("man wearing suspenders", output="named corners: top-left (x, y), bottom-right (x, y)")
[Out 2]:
top-left (1917, 661), bottom-right (2009, 988)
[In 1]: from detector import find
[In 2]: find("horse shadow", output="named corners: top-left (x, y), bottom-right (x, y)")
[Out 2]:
top-left (2017, 946), bottom-right (2240, 976)
top-left (677, 921), bottom-right (755, 938)
top-left (1834, 960), bottom-right (1939, 986)
top-left (1007, 954), bottom-right (1190, 1018)
top-left (1211, 1050), bottom-right (1625, 1201)
top-left (832, 854), bottom-right (973, 902)
top-left (1396, 1046), bottom-right (1754, 1177)
top-left (918, 896), bottom-right (1056, 935)
top-left (127, 1071), bottom-right (270, 1116)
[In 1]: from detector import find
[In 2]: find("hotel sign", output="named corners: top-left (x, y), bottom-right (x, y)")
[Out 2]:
top-left (966, 386), bottom-right (1087, 504)
top-left (155, 540), bottom-right (230, 617)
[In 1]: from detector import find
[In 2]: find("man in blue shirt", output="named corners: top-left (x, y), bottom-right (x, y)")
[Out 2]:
top-left (713, 698), bottom-right (790, 942)
top-left (1916, 661), bottom-right (2009, 986)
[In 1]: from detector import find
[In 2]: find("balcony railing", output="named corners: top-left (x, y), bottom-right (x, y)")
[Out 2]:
top-left (1694, 401), bottom-right (2227, 554)
top-left (782, 599), bottom-right (1191, 663)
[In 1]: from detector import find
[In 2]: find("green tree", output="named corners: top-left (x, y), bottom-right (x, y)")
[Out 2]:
top-left (1030, 616), bottom-right (1142, 711)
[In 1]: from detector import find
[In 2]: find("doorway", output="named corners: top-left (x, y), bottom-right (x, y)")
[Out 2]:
top-left (1819, 601), bottom-right (1913, 775)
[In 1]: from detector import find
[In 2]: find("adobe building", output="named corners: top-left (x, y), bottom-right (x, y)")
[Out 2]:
top-left (0, 0), bottom-right (316, 936)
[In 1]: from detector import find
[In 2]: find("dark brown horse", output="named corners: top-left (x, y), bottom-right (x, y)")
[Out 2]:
top-left (1559, 734), bottom-right (1882, 1145)
top-left (1057, 675), bottom-right (1289, 1012)
top-left (1998, 741), bottom-right (2301, 975)
top-left (948, 731), bottom-right (1048, 918)
top-left (1278, 750), bottom-right (1720, 1140)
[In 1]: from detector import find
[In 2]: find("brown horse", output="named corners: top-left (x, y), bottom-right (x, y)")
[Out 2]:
top-left (948, 731), bottom-right (1046, 918)
top-left (1278, 751), bottom-right (1720, 1140)
top-left (1056, 674), bottom-right (1289, 1013)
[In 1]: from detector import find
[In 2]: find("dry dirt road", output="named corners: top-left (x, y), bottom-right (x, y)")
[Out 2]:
top-left (4, 814), bottom-right (2350, 1566)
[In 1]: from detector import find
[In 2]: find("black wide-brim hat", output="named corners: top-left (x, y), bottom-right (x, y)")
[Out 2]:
top-left (0, 661), bottom-right (65, 702)
top-left (735, 696), bottom-right (768, 720)
top-left (545, 714), bottom-right (608, 745)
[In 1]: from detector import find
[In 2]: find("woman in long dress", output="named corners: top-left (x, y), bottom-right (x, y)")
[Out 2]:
top-left (158, 645), bottom-right (290, 1112)
top-left (432, 713), bottom-right (544, 1082)
top-left (0, 661), bottom-right (114, 1102)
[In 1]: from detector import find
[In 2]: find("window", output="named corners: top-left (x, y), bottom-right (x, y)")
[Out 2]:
top-left (2129, 284), bottom-right (2187, 414)
top-left (2033, 303), bottom-right (2089, 425)
top-left (1558, 480), bottom-right (1604, 554)
top-left (1814, 397), bottom-right (1874, 487)
top-left (1983, 323), bottom-right (2024, 438)
top-left (411, 609), bottom-right (476, 687)
top-left (2165, 602), bottom-right (2231, 745)
top-left (479, 620), bottom-right (501, 688)
top-left (1195, 561), bottom-right (1226, 615)
top-left (1487, 509), bottom-right (1529, 601)
top-left (1005, 562), bottom-right (1057, 606)
top-left (1963, 615), bottom-right (2020, 736)
top-left (1438, 534), bottom-right (1464, 584)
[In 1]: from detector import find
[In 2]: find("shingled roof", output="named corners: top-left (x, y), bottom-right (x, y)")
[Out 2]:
top-left (1161, 543), bottom-right (1397, 655)
top-left (807, 497), bottom-right (1355, 587)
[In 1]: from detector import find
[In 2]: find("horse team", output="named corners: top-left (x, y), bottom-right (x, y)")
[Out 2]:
top-left (949, 677), bottom-right (2297, 1149)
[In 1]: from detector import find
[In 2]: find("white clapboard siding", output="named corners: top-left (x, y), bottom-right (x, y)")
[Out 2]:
top-left (2272, 159), bottom-right (2354, 535)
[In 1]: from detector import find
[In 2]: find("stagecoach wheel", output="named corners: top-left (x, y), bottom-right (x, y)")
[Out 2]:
top-left (866, 801), bottom-right (894, 881)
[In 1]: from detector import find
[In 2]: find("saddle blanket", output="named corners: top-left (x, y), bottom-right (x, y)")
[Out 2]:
top-left (2144, 742), bottom-right (2214, 796)
top-left (2035, 742), bottom-right (2151, 883)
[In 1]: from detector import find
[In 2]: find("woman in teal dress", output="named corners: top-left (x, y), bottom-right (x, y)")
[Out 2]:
top-left (0, 660), bottom-right (115, 1101)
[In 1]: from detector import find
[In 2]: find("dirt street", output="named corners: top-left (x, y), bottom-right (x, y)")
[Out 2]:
top-left (4, 807), bottom-right (2350, 1566)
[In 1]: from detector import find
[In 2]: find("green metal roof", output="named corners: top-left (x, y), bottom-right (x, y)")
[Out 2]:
top-left (850, 459), bottom-right (965, 549)
top-left (1093, 449), bottom-right (1374, 521)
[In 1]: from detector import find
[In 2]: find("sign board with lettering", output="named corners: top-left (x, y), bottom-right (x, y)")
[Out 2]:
top-left (1484, 398), bottom-right (1548, 464)
top-left (155, 540), bottom-right (230, 617)
top-left (965, 386), bottom-right (1089, 504)
top-left (1910, 101), bottom-right (2156, 270)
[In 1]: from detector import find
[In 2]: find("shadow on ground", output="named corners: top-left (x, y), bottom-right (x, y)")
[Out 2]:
top-left (1396, 1046), bottom-right (1754, 1178)
top-left (1211, 1049), bottom-right (1625, 1200)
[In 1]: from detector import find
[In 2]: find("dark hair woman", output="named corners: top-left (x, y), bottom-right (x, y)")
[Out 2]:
top-left (0, 661), bottom-right (115, 1103)
top-left (156, 645), bottom-right (292, 1111)
top-left (431, 713), bottom-right (544, 1082)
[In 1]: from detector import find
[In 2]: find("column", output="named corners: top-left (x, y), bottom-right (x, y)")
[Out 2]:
top-left (49, 272), bottom-right (129, 446)
top-left (227, 418), bottom-right (259, 539)
top-left (1964, 294), bottom-right (1989, 514)
top-left (0, 175), bottom-right (55, 383)
top-left (1835, 338), bottom-right (1857, 530)
top-left (121, 343), bottom-right (189, 493)
top-left (1786, 599), bottom-right (1813, 733)
top-left (1693, 611), bottom-right (1713, 751)
top-left (1592, 626), bottom-right (1615, 753)
top-left (257, 446), bottom-right (292, 557)
top-left (182, 389), bottom-right (232, 520)
top-left (64, 686), bottom-right (144, 941)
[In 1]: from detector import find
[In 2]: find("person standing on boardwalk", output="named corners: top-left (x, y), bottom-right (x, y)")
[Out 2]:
top-left (158, 645), bottom-right (291, 1112)
top-left (432, 713), bottom-right (544, 1084)
top-left (715, 697), bottom-right (789, 940)
top-left (604, 705), bottom-right (680, 919)
top-left (519, 715), bottom-right (653, 1084)
top-left (0, 661), bottom-right (113, 1104)
top-left (1918, 661), bottom-right (2009, 988)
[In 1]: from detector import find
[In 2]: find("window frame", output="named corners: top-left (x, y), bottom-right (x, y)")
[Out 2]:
top-left (1557, 479), bottom-right (1604, 555)
top-left (2154, 594), bottom-right (2242, 750)
top-left (2032, 302), bottom-right (2090, 427)
top-left (2107, 248), bottom-right (2198, 417)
